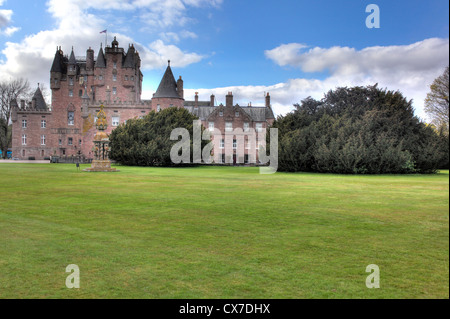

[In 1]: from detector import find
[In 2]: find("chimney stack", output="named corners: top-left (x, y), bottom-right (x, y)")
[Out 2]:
top-left (194, 92), bottom-right (199, 108)
top-left (210, 94), bottom-right (215, 107)
top-left (86, 47), bottom-right (94, 70)
top-left (177, 76), bottom-right (184, 99)
top-left (265, 92), bottom-right (271, 108)
top-left (226, 92), bottom-right (233, 107)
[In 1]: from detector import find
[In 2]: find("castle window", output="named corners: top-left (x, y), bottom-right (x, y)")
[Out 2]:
top-left (22, 134), bottom-right (27, 145)
top-left (69, 90), bottom-right (73, 97)
top-left (41, 120), bottom-right (46, 128)
top-left (208, 122), bottom-right (214, 132)
top-left (112, 116), bottom-right (119, 126)
top-left (157, 105), bottom-right (161, 112)
top-left (112, 87), bottom-right (117, 95)
top-left (244, 122), bottom-right (249, 132)
top-left (41, 135), bottom-right (46, 146)
top-left (113, 62), bottom-right (117, 69)
top-left (68, 138), bottom-right (73, 146)
top-left (131, 76), bottom-right (134, 81)
top-left (79, 139), bottom-right (82, 145)
top-left (68, 111), bottom-right (75, 125)
top-left (113, 74), bottom-right (117, 81)
top-left (99, 75), bottom-right (103, 81)
top-left (59, 139), bottom-right (62, 145)
top-left (22, 120), bottom-right (27, 129)
top-left (69, 77), bottom-right (74, 86)
top-left (125, 75), bottom-right (128, 81)
top-left (79, 90), bottom-right (83, 97)
top-left (235, 111), bottom-right (239, 117)
top-left (219, 111), bottom-right (223, 117)
top-left (220, 139), bottom-right (225, 149)
top-left (233, 139), bottom-right (237, 150)
top-left (84, 75), bottom-right (88, 82)
top-left (225, 122), bottom-right (233, 132)
top-left (256, 123), bottom-right (263, 132)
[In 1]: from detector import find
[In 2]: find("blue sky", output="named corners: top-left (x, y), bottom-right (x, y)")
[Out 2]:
top-left (1, 0), bottom-right (449, 119)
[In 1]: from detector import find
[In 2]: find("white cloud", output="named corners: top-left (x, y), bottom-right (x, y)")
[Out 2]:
top-left (263, 38), bottom-right (450, 120)
top-left (0, 9), bottom-right (12, 27)
top-left (139, 40), bottom-right (204, 69)
top-left (159, 30), bottom-right (198, 43)
top-left (0, 0), bottom-right (209, 90)
top-left (1, 26), bottom-right (19, 36)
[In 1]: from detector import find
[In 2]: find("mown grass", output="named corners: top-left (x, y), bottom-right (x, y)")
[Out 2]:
top-left (0, 164), bottom-right (448, 299)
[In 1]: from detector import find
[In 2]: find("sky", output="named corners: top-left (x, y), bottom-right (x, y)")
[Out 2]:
top-left (0, 0), bottom-right (448, 120)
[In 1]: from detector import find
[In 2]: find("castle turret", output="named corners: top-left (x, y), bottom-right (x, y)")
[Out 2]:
top-left (95, 45), bottom-right (106, 68)
top-left (67, 47), bottom-right (77, 76)
top-left (152, 61), bottom-right (184, 110)
top-left (50, 47), bottom-right (64, 90)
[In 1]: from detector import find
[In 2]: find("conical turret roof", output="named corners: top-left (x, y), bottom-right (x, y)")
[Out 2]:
top-left (153, 62), bottom-right (180, 99)
top-left (95, 45), bottom-right (106, 68)
top-left (68, 47), bottom-right (77, 65)
top-left (51, 48), bottom-right (64, 73)
top-left (32, 86), bottom-right (47, 110)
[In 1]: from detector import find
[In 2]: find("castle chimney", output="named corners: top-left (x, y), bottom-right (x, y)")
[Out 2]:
top-left (177, 76), bottom-right (184, 99)
top-left (20, 100), bottom-right (25, 109)
top-left (86, 47), bottom-right (94, 70)
top-left (194, 92), bottom-right (199, 108)
top-left (265, 92), bottom-right (271, 108)
top-left (210, 94), bottom-right (215, 107)
top-left (226, 92), bottom-right (233, 107)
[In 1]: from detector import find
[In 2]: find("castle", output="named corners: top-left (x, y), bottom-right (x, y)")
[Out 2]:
top-left (11, 37), bottom-right (275, 164)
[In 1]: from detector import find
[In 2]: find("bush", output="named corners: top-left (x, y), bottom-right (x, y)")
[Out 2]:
top-left (109, 107), bottom-right (206, 167)
top-left (274, 85), bottom-right (447, 174)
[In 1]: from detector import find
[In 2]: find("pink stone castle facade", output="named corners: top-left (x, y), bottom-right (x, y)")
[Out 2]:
top-left (11, 38), bottom-right (275, 164)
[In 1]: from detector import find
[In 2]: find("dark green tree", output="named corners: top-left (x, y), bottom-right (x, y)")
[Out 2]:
top-left (274, 85), bottom-right (446, 174)
top-left (109, 107), bottom-right (206, 166)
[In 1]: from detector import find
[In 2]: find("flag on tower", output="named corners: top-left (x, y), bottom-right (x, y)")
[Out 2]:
top-left (100, 30), bottom-right (107, 34)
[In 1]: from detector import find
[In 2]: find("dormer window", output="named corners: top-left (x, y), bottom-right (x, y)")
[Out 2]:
top-left (219, 111), bottom-right (223, 117)
top-left (235, 111), bottom-right (239, 117)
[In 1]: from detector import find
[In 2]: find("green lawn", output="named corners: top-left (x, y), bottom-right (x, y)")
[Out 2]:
top-left (0, 164), bottom-right (448, 299)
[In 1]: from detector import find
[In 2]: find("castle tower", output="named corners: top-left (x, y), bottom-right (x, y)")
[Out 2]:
top-left (152, 61), bottom-right (184, 110)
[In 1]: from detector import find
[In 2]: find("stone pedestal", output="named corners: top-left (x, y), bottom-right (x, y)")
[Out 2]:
top-left (83, 160), bottom-right (119, 172)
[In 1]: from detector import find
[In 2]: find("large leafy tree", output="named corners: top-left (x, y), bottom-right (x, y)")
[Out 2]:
top-left (273, 84), bottom-right (447, 174)
top-left (109, 107), bottom-right (206, 166)
top-left (0, 78), bottom-right (31, 159)
top-left (425, 66), bottom-right (449, 136)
